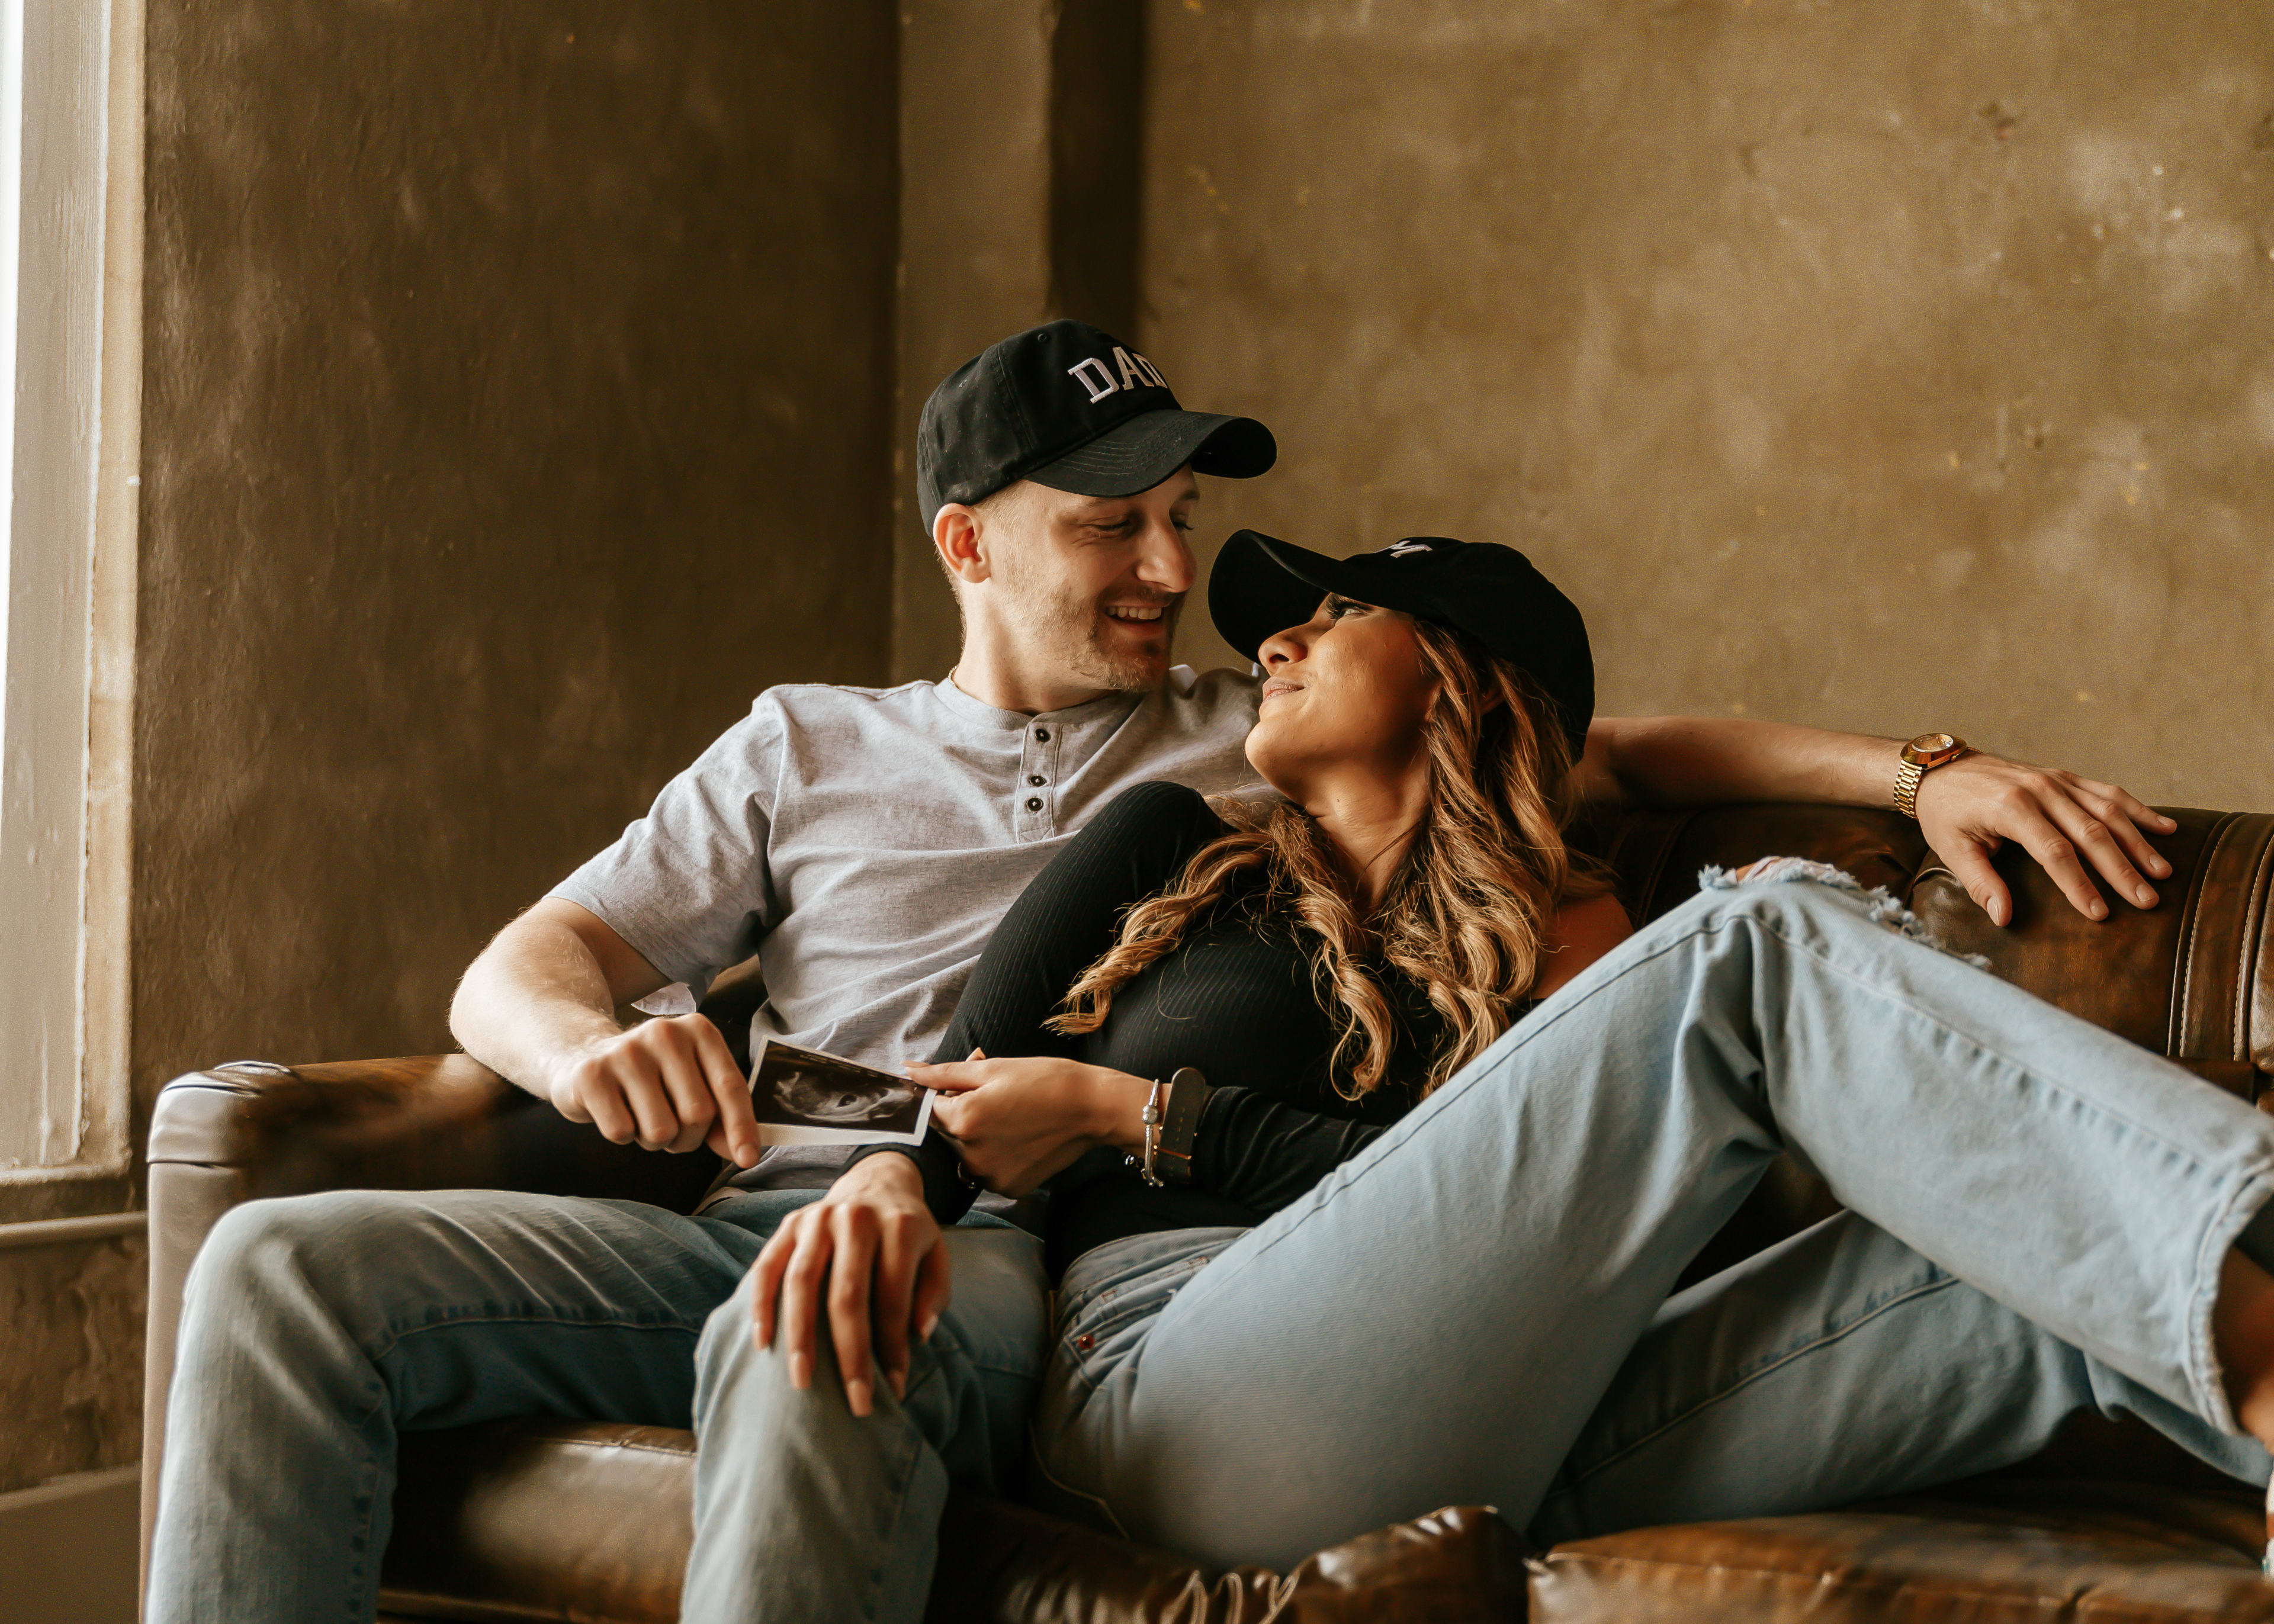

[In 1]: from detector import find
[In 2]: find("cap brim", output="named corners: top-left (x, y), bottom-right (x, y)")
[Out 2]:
top-left (1207, 530), bottom-right (1377, 662)
top-left (1026, 409), bottom-right (1276, 500)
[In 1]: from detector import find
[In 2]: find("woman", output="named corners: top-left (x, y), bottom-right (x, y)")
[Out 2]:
top-left (751, 530), bottom-right (2274, 1602)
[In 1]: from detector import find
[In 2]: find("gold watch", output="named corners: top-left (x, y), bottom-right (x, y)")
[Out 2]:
top-left (1893, 732), bottom-right (1968, 819)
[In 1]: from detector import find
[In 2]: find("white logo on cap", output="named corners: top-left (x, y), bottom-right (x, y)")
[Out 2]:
top-left (1386, 540), bottom-right (1434, 557)
top-left (1067, 346), bottom-right (1168, 404)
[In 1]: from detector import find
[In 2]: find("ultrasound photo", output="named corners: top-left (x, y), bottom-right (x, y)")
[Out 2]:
top-left (750, 1040), bottom-right (933, 1146)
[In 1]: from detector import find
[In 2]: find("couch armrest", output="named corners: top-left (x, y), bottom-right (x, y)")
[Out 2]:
top-left (148, 1053), bottom-right (725, 1207)
top-left (140, 1054), bottom-right (724, 1592)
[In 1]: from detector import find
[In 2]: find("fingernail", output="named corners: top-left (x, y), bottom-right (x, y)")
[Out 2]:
top-left (919, 1311), bottom-right (940, 1342)
top-left (2089, 901), bottom-right (2107, 919)
top-left (788, 1350), bottom-right (811, 1390)
top-left (2137, 886), bottom-right (2156, 906)
top-left (846, 1377), bottom-right (873, 1417)
top-left (887, 1365), bottom-right (906, 1400)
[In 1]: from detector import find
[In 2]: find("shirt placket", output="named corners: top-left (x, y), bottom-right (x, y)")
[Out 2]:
top-left (1016, 718), bottom-right (1064, 840)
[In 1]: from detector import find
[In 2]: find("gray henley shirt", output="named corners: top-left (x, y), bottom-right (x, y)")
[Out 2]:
top-left (550, 667), bottom-right (1264, 1072)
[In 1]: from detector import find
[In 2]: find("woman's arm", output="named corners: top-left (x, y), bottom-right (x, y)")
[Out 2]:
top-left (945, 893), bottom-right (1637, 1209)
top-left (848, 780), bottom-right (1231, 1220)
top-left (1579, 715), bottom-right (2175, 929)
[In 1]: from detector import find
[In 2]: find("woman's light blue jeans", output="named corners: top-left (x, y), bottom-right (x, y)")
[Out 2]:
top-left (146, 876), bottom-right (2274, 1623)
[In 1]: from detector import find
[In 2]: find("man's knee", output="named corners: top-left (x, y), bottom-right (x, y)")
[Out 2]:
top-left (192, 1190), bottom-right (416, 1301)
top-left (691, 1227), bottom-right (1046, 1415)
top-left (188, 1189), bottom-right (528, 1347)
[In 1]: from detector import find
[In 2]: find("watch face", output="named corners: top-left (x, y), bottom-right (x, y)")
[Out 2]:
top-left (1903, 732), bottom-right (1964, 767)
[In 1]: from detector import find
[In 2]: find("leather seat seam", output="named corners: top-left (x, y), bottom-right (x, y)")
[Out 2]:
top-left (542, 1434), bottom-right (695, 1459)
top-left (2236, 819), bottom-right (2274, 1064)
top-left (1546, 1546), bottom-right (2253, 1614)
top-left (2174, 814), bottom-right (2238, 1057)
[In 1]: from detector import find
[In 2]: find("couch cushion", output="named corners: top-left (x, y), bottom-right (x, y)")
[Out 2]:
top-left (383, 1421), bottom-right (696, 1623)
top-left (1528, 1480), bottom-right (2273, 1623)
top-left (377, 1419), bottom-right (1530, 1623)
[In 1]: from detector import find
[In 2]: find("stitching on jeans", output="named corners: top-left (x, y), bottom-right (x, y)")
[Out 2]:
top-left (346, 1435), bottom-right (380, 1623)
top-left (1025, 1418), bottom-right (1130, 1538)
top-left (850, 1400), bottom-right (926, 1624)
top-left (1547, 1271), bottom-right (1963, 1494)
top-left (365, 1310), bottom-right (704, 1368)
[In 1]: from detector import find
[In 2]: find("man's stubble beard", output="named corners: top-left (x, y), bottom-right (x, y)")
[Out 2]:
top-left (1007, 563), bottom-right (1180, 693)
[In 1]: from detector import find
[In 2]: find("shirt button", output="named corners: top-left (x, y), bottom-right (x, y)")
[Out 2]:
top-left (1076, 1332), bottom-right (1096, 1352)
top-left (1034, 728), bottom-right (1050, 742)
top-left (1027, 774), bottom-right (1046, 786)
top-left (1025, 796), bottom-right (1043, 812)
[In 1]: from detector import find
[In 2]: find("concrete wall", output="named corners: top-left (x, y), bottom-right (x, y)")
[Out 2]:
top-left (1143, 0), bottom-right (2274, 810)
top-left (4, 0), bottom-right (900, 1497)
top-left (0, 1234), bottom-right (144, 1495)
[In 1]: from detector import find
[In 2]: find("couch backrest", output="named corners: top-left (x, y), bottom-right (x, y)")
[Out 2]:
top-left (1595, 803), bottom-right (2274, 1282)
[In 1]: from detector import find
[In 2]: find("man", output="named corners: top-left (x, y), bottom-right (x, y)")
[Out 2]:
top-left (146, 319), bottom-right (2177, 1622)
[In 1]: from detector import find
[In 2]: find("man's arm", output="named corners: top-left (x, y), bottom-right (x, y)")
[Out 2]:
top-left (449, 898), bottom-right (761, 1168)
top-left (1579, 716), bottom-right (2178, 929)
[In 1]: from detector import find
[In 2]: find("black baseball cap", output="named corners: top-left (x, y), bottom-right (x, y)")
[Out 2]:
top-left (1209, 530), bottom-right (1595, 761)
top-left (916, 319), bottom-right (1277, 530)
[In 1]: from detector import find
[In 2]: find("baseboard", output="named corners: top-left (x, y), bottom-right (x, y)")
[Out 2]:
top-left (0, 1465), bottom-right (141, 1624)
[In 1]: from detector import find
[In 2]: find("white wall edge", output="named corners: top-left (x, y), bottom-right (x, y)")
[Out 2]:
top-left (0, 1462), bottom-right (137, 1512)
top-left (0, 1208), bottom-right (144, 1249)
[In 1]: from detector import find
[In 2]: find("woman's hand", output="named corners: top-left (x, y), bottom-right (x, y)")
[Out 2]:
top-left (912, 1053), bottom-right (1151, 1197)
top-left (1912, 755), bottom-right (2175, 928)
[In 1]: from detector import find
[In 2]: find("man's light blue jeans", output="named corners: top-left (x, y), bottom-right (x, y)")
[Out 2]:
top-left (146, 876), bottom-right (2274, 1622)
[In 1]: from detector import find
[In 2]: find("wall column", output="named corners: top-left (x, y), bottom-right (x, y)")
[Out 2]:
top-left (891, 0), bottom-right (1145, 684)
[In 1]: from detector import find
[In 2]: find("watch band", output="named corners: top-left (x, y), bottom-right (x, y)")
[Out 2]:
top-left (1894, 733), bottom-right (1969, 821)
top-left (1893, 758), bottom-right (1927, 820)
top-left (1154, 1067), bottom-right (1212, 1186)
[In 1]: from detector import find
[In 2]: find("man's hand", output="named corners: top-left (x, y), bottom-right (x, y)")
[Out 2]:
top-left (1914, 754), bottom-right (2178, 928)
top-left (751, 1154), bottom-right (949, 1416)
top-left (548, 1013), bottom-right (762, 1169)
top-left (914, 1053), bottom-right (1146, 1197)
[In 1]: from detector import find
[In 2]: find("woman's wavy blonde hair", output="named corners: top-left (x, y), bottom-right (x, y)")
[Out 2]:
top-left (1048, 617), bottom-right (1609, 1099)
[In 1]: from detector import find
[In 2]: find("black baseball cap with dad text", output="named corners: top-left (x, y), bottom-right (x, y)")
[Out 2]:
top-left (917, 319), bottom-right (1277, 530)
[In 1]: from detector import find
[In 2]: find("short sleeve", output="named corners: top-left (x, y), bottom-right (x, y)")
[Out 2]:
top-left (548, 698), bottom-right (785, 1000)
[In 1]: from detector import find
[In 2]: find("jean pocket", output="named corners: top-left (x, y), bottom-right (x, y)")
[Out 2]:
top-left (1054, 1231), bottom-right (1238, 1389)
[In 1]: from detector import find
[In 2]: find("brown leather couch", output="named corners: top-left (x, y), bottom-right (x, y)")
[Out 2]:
top-left (140, 802), bottom-right (2274, 1622)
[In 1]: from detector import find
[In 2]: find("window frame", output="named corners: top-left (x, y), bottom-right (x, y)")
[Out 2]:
top-left (0, 0), bottom-right (141, 1197)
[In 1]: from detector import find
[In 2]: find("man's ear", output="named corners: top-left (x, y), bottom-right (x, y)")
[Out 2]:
top-left (933, 504), bottom-right (991, 588)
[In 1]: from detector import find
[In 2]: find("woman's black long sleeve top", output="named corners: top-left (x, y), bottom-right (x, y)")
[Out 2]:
top-left (853, 780), bottom-right (1534, 1279)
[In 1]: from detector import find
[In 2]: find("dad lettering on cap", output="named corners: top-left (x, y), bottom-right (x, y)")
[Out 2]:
top-left (916, 319), bottom-right (1276, 531)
